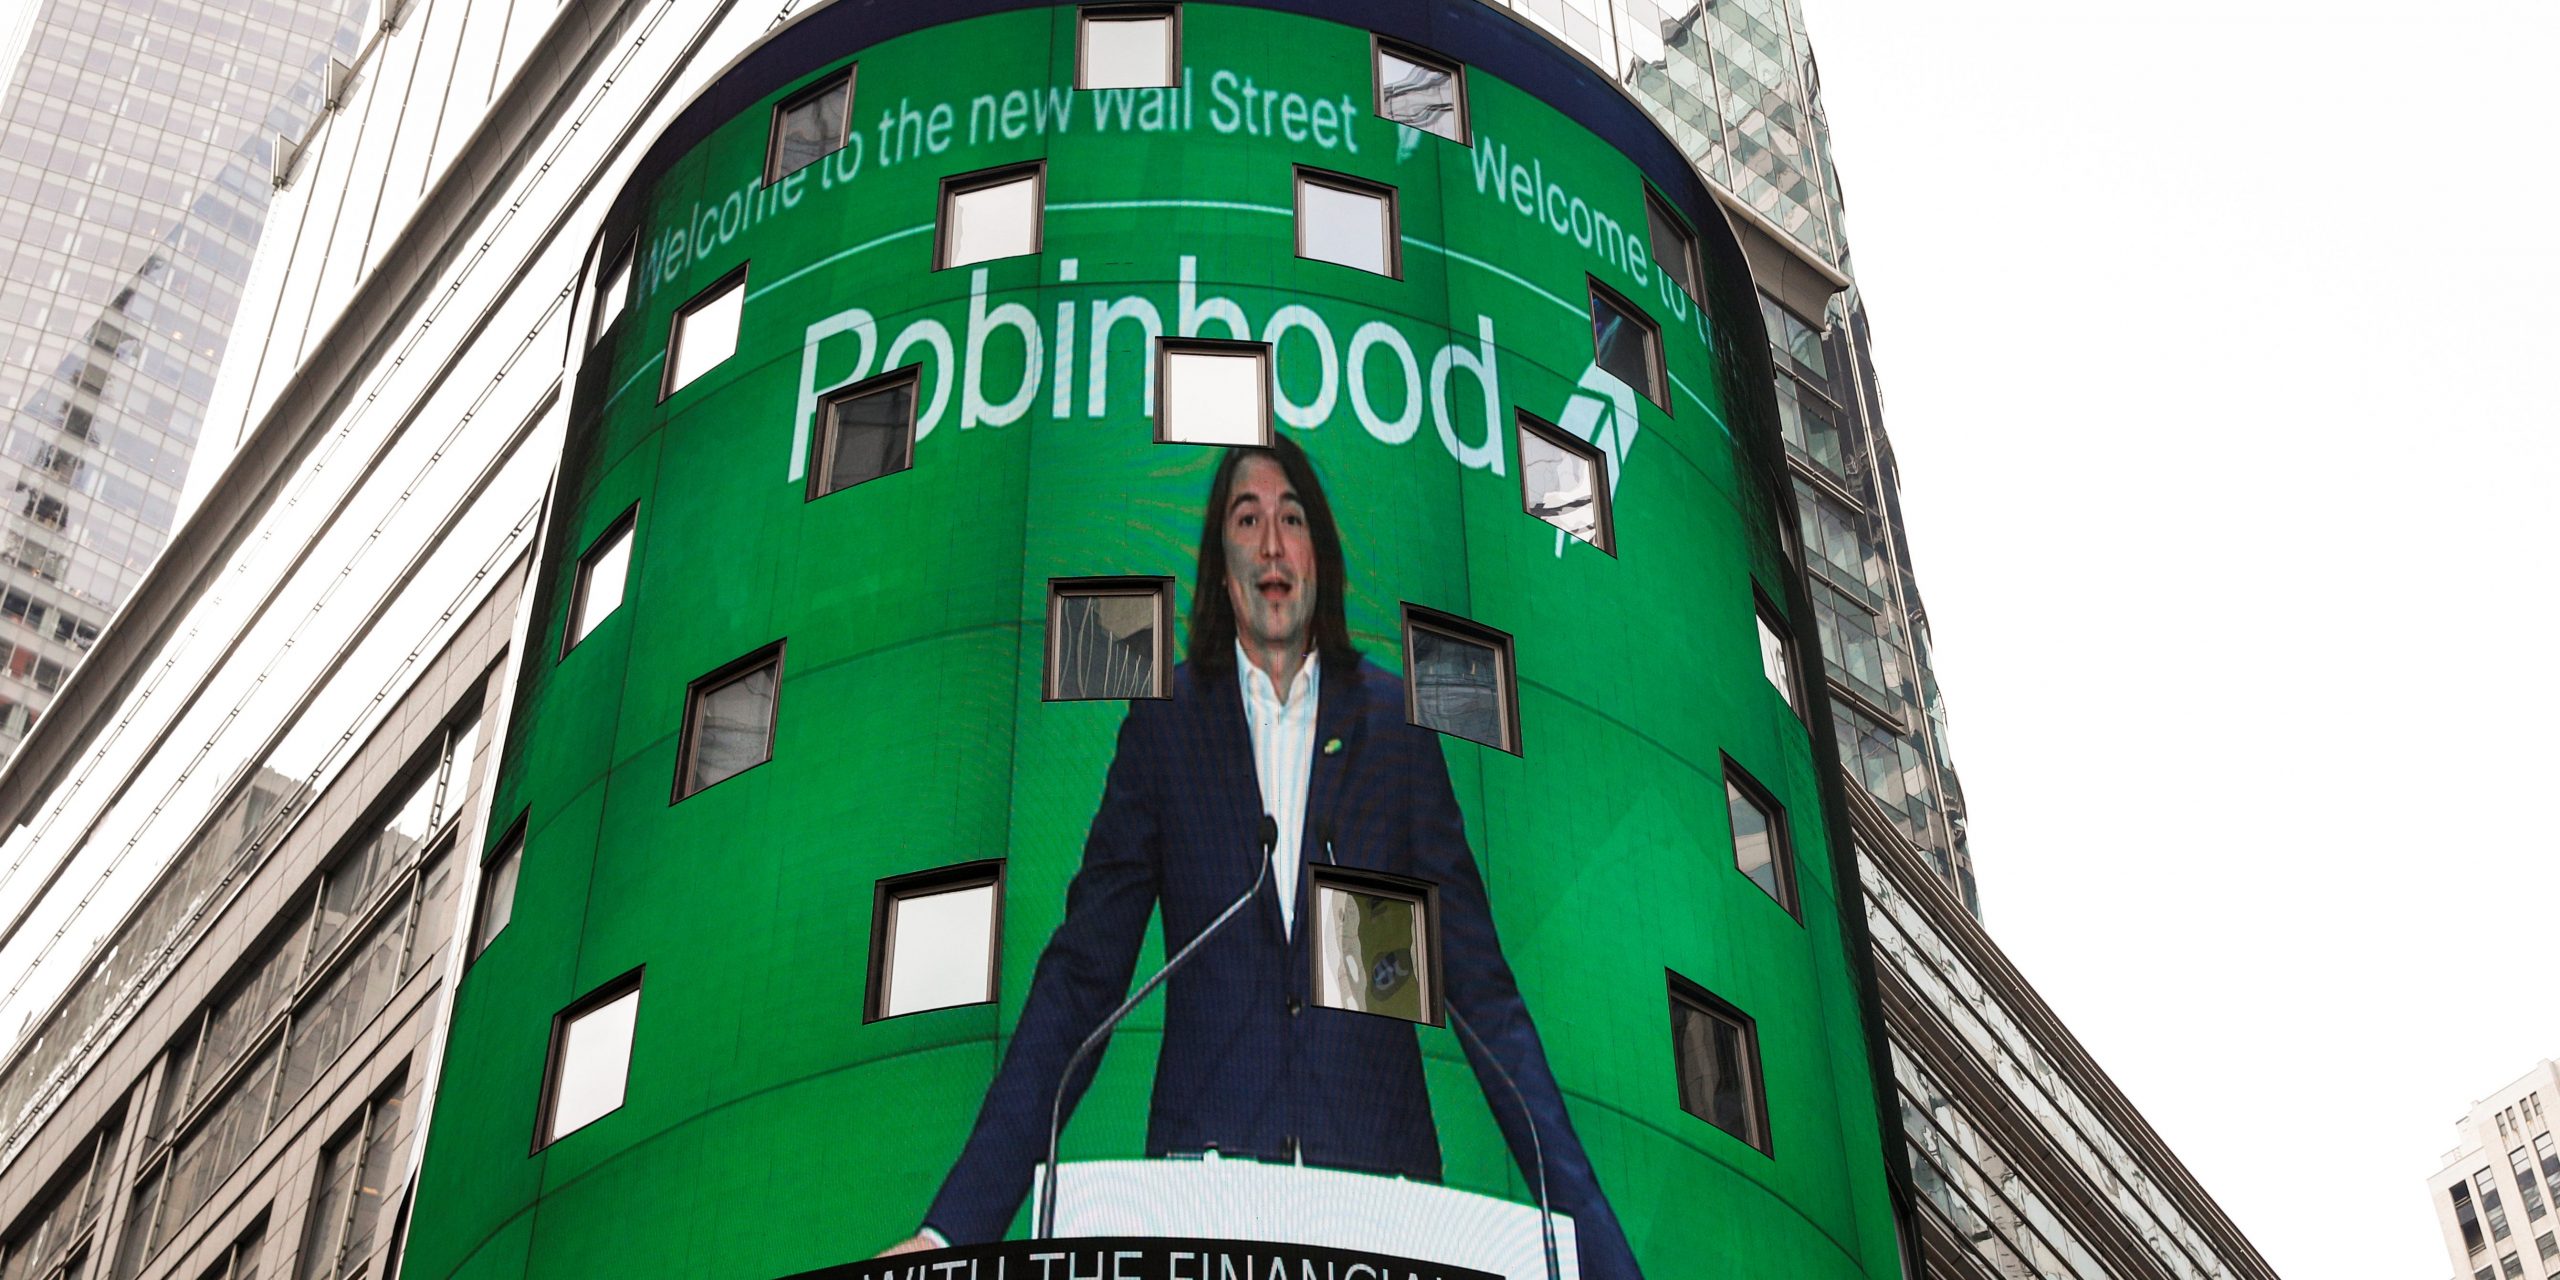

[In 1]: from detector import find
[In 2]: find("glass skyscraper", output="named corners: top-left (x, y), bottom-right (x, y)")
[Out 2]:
top-left (0, 0), bottom-right (372, 757)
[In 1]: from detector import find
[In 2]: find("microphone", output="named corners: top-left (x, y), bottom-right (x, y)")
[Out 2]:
top-left (1036, 814), bottom-right (1282, 1239)
top-left (1448, 1005), bottom-right (1560, 1280)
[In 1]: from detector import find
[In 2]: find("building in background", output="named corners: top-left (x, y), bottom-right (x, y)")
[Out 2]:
top-left (0, 1), bottom-right (2281, 1279)
top-left (0, 0), bottom-right (372, 758)
top-left (2431, 1061), bottom-right (2560, 1280)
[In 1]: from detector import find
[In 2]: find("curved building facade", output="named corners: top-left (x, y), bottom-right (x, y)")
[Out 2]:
top-left (405, 3), bottom-right (1904, 1277)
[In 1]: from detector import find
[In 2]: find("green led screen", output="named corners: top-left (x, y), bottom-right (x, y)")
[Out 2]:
top-left (404, 5), bottom-right (1904, 1279)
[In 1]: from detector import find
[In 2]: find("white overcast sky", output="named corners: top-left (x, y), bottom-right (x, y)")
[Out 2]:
top-left (1799, 1), bottom-right (2560, 1276)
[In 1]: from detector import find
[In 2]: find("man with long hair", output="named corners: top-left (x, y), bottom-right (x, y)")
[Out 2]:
top-left (889, 438), bottom-right (1639, 1280)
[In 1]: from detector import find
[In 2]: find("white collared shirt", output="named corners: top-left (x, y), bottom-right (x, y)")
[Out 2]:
top-left (1237, 641), bottom-right (1319, 934)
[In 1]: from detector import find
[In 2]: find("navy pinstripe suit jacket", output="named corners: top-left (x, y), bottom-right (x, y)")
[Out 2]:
top-left (923, 656), bottom-right (1639, 1280)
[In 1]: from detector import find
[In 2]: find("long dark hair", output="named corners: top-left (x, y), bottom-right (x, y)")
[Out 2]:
top-left (1185, 437), bottom-right (1360, 680)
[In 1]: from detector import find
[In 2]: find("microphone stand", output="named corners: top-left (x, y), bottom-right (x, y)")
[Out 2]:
top-left (1036, 814), bottom-right (1281, 1240)
top-left (1448, 1005), bottom-right (1561, 1280)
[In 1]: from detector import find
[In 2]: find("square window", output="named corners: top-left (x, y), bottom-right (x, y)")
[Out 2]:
top-left (1295, 167), bottom-right (1397, 277)
top-left (562, 507), bottom-right (634, 656)
top-left (1645, 189), bottom-right (1701, 301)
top-left (1723, 761), bottom-right (1795, 915)
top-left (1755, 591), bottom-right (1799, 715)
top-left (1155, 338), bottom-right (1270, 446)
top-left (1077, 5), bottom-right (1177, 90)
top-left (1589, 278), bottom-right (1664, 407)
top-left (937, 163), bottom-right (1043, 270)
top-left (767, 68), bottom-right (852, 183)
top-left (591, 236), bottom-right (632, 340)
top-left (538, 973), bottom-right (640, 1146)
top-left (808, 366), bottom-right (918, 499)
top-left (674, 643), bottom-right (782, 800)
top-left (868, 863), bottom-right (1002, 1020)
top-left (1516, 411), bottom-right (1611, 553)
top-left (1045, 577), bottom-right (1172, 701)
top-left (1402, 605), bottom-right (1518, 754)
top-left (1373, 37), bottom-right (1465, 143)
top-left (1308, 867), bottom-right (1439, 1025)
top-left (661, 267), bottom-right (745, 399)
top-left (472, 822), bottom-right (522, 959)
top-left (1669, 974), bottom-right (1769, 1153)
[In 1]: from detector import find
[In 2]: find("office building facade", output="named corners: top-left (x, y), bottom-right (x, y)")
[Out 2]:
top-left (0, 2), bottom-right (2277, 1280)
top-left (2432, 1061), bottom-right (2560, 1280)
top-left (0, 0), bottom-right (376, 759)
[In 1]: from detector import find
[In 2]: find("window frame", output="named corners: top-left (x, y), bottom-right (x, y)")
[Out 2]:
top-left (1643, 186), bottom-right (1703, 302)
top-left (1075, 3), bottom-right (1180, 90)
top-left (659, 265), bottom-right (748, 401)
top-left (865, 861), bottom-right (1006, 1022)
top-left (561, 504), bottom-right (637, 658)
top-left (533, 968), bottom-right (643, 1151)
top-left (1514, 410), bottom-right (1614, 555)
top-left (1293, 165), bottom-right (1400, 279)
top-left (1305, 864), bottom-right (1443, 1026)
top-left (296, 1073), bottom-right (407, 1280)
top-left (806, 365), bottom-right (922, 501)
top-left (1399, 603), bottom-right (1521, 755)
top-left (764, 66), bottom-right (855, 185)
top-left (671, 641), bottom-right (785, 803)
top-left (1588, 276), bottom-right (1666, 409)
top-left (589, 233), bottom-right (634, 342)
top-left (1666, 972), bottom-right (1772, 1155)
top-left (935, 161), bottom-right (1046, 271)
top-left (1043, 576), bottom-right (1175, 702)
top-left (1153, 337), bottom-right (1273, 447)
top-left (1753, 584), bottom-right (1802, 718)
top-left (1370, 34), bottom-right (1469, 145)
top-left (469, 816), bottom-right (525, 963)
top-left (1720, 756), bottom-right (1798, 919)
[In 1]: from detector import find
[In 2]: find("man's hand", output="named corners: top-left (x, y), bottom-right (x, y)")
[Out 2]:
top-left (875, 1234), bottom-right (941, 1258)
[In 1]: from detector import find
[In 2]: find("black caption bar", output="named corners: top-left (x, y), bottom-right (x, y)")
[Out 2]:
top-left (785, 1239), bottom-right (1505, 1280)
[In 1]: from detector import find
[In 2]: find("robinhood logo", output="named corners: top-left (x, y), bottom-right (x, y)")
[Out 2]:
top-left (788, 256), bottom-right (1642, 534)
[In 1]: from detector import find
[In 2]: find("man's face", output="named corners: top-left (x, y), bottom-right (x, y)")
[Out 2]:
top-left (1221, 454), bottom-right (1318, 660)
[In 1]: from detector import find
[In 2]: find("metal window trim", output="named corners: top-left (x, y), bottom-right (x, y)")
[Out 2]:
top-left (1397, 602), bottom-right (1520, 756)
top-left (806, 365), bottom-right (923, 503)
top-left (1717, 753), bottom-right (1799, 921)
top-left (864, 860), bottom-right (1006, 1023)
top-left (1585, 275), bottom-right (1666, 410)
top-left (1303, 864), bottom-right (1443, 1027)
top-left (1513, 409), bottom-right (1614, 556)
top-left (1040, 576), bottom-right (1174, 702)
top-left (657, 264), bottom-right (750, 402)
top-left (1151, 337), bottom-right (1272, 448)
top-left (762, 63), bottom-right (857, 186)
top-left (1664, 969), bottom-right (1772, 1156)
top-left (933, 160), bottom-right (1046, 271)
top-left (1074, 3), bottom-right (1181, 91)
top-left (1368, 32), bottom-right (1469, 147)
top-left (560, 502), bottom-right (639, 658)
top-left (532, 968), bottom-right (643, 1152)
top-left (669, 640), bottom-right (786, 804)
top-left (1291, 164), bottom-right (1402, 280)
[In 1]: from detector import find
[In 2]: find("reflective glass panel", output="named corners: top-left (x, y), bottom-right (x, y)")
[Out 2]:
top-left (685, 662), bottom-right (777, 795)
top-left (1590, 287), bottom-right (1661, 404)
top-left (1080, 12), bottom-right (1174, 89)
top-left (1297, 176), bottom-right (1392, 276)
top-left (1376, 45), bottom-right (1463, 141)
top-left (1049, 587), bottom-right (1163, 700)
top-left (1518, 416), bottom-right (1606, 549)
top-left (1726, 777), bottom-right (1789, 910)
top-left (1311, 881), bottom-right (1428, 1023)
top-left (1159, 347), bottom-right (1268, 446)
top-left (942, 172), bottom-right (1041, 268)
top-left (593, 245), bottom-right (632, 337)
top-left (1671, 988), bottom-right (1761, 1148)
top-left (667, 276), bottom-right (744, 395)
top-left (815, 376), bottom-right (916, 497)
top-left (1756, 608), bottom-right (1797, 712)
top-left (567, 518), bottom-right (632, 650)
top-left (880, 881), bottom-right (997, 1018)
top-left (1646, 195), bottom-right (1699, 298)
top-left (1409, 622), bottom-right (1506, 750)
top-left (548, 986), bottom-right (639, 1142)
top-left (770, 73), bottom-right (852, 180)
top-left (473, 835), bottom-right (521, 958)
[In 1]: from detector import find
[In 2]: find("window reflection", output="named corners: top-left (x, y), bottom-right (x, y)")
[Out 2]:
top-left (1310, 875), bottom-right (1432, 1023)
top-left (1405, 611), bottom-right (1511, 752)
top-left (1669, 978), bottom-right (1764, 1151)
top-left (679, 649), bottom-right (780, 798)
top-left (768, 70), bottom-right (852, 182)
top-left (1375, 41), bottom-right (1465, 142)
top-left (1589, 282), bottom-right (1662, 406)
top-left (1078, 8), bottom-right (1176, 90)
top-left (1047, 580), bottom-right (1168, 701)
top-left (811, 369), bottom-right (917, 499)
top-left (1517, 412), bottom-right (1610, 552)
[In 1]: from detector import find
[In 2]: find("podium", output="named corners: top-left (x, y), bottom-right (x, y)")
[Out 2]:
top-left (1035, 1158), bottom-right (1580, 1280)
